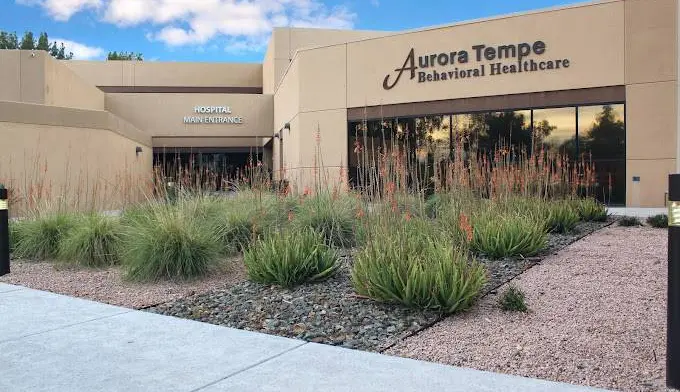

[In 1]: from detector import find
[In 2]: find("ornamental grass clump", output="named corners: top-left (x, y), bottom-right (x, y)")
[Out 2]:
top-left (58, 213), bottom-right (123, 267)
top-left (292, 193), bottom-right (357, 248)
top-left (244, 227), bottom-right (340, 288)
top-left (212, 206), bottom-right (257, 254)
top-left (12, 212), bottom-right (76, 260)
top-left (352, 221), bottom-right (486, 314)
top-left (572, 197), bottom-right (608, 222)
top-left (120, 201), bottom-right (222, 281)
top-left (471, 211), bottom-right (548, 259)
top-left (618, 216), bottom-right (642, 227)
top-left (647, 214), bottom-right (668, 228)
top-left (544, 201), bottom-right (579, 233)
top-left (498, 284), bottom-right (528, 312)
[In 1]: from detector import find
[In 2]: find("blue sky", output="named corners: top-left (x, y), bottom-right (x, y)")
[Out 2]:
top-left (2, 0), bottom-right (581, 62)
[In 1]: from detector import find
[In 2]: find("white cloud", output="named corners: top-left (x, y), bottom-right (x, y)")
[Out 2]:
top-left (17, 0), bottom-right (102, 21)
top-left (17, 0), bottom-right (357, 53)
top-left (52, 38), bottom-right (105, 60)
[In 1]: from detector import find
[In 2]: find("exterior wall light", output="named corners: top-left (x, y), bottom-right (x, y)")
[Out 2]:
top-left (670, 201), bottom-right (680, 227)
top-left (284, 123), bottom-right (290, 131)
top-left (136, 146), bottom-right (143, 156)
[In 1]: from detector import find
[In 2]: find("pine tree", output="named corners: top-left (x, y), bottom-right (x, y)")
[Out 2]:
top-left (1, 29), bottom-right (74, 59)
top-left (107, 51), bottom-right (143, 61)
top-left (19, 31), bottom-right (35, 50)
top-left (49, 41), bottom-right (59, 57)
top-left (36, 32), bottom-right (49, 51)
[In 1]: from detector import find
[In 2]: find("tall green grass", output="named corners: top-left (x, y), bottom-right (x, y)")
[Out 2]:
top-left (12, 212), bottom-right (76, 260)
top-left (119, 200), bottom-right (222, 281)
top-left (292, 193), bottom-right (358, 248)
top-left (58, 213), bottom-right (123, 267)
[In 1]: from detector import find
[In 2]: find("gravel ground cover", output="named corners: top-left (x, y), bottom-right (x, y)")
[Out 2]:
top-left (387, 226), bottom-right (672, 392)
top-left (147, 219), bottom-right (613, 353)
top-left (0, 259), bottom-right (246, 309)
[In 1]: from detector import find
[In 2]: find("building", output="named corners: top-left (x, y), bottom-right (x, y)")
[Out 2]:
top-left (0, 0), bottom-right (676, 209)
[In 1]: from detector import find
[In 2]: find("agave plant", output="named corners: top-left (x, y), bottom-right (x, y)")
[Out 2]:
top-left (244, 227), bottom-right (340, 288)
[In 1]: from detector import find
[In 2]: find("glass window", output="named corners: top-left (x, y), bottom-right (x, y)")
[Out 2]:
top-left (348, 119), bottom-right (399, 189)
top-left (346, 103), bottom-right (625, 205)
top-left (532, 107), bottom-right (576, 158)
top-left (578, 104), bottom-right (626, 205)
top-left (415, 115), bottom-right (449, 164)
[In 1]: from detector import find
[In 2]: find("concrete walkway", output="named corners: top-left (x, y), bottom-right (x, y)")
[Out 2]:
top-left (608, 207), bottom-right (667, 218)
top-left (0, 283), bottom-right (610, 392)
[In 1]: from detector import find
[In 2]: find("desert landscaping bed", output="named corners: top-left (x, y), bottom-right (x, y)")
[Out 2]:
top-left (387, 225), bottom-right (671, 392)
top-left (0, 259), bottom-right (247, 309)
top-left (146, 219), bottom-right (612, 352)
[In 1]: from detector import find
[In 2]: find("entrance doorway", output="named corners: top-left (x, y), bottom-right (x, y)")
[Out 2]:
top-left (153, 147), bottom-right (267, 192)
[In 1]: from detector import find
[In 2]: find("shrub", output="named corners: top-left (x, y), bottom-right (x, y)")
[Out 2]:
top-left (244, 227), bottom-right (340, 288)
top-left (212, 207), bottom-right (256, 254)
top-left (293, 194), bottom-right (357, 248)
top-left (12, 212), bottom-right (76, 260)
top-left (471, 212), bottom-right (548, 259)
top-left (498, 284), bottom-right (528, 312)
top-left (58, 214), bottom-right (123, 267)
top-left (647, 214), bottom-right (668, 228)
top-left (572, 198), bottom-right (608, 222)
top-left (619, 216), bottom-right (642, 227)
top-left (120, 203), bottom-right (222, 281)
top-left (352, 223), bottom-right (486, 314)
top-left (544, 201), bottom-right (579, 233)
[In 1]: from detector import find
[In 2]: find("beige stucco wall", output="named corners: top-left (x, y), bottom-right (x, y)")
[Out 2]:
top-left (346, 0), bottom-right (624, 107)
top-left (624, 0), bottom-right (678, 207)
top-left (0, 51), bottom-right (45, 104)
top-left (0, 51), bottom-right (22, 102)
top-left (44, 55), bottom-right (105, 110)
top-left (153, 137), bottom-right (271, 149)
top-left (264, 27), bottom-right (390, 94)
top-left (64, 61), bottom-right (263, 88)
top-left (105, 93), bottom-right (273, 141)
top-left (263, 38), bottom-right (277, 95)
top-left (0, 101), bottom-right (152, 214)
top-left (272, 48), bottom-right (299, 181)
top-left (273, 43), bottom-right (349, 190)
top-left (0, 51), bottom-right (104, 110)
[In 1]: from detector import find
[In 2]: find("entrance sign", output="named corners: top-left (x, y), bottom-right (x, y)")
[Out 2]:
top-left (183, 106), bottom-right (244, 124)
top-left (383, 40), bottom-right (571, 90)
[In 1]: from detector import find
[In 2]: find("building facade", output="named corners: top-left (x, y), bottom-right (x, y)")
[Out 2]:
top-left (0, 0), bottom-right (676, 208)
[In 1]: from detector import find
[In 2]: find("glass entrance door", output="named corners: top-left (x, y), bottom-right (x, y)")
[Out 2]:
top-left (153, 148), bottom-right (265, 192)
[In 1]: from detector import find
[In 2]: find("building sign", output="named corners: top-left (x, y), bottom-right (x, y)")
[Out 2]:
top-left (382, 40), bottom-right (570, 90)
top-left (183, 106), bottom-right (244, 124)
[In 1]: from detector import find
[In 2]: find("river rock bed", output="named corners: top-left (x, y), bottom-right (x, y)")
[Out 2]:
top-left (147, 257), bottom-right (441, 352)
top-left (147, 219), bottom-right (614, 352)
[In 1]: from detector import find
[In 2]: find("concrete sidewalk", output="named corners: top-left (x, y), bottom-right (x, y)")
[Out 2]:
top-left (608, 207), bottom-right (667, 218)
top-left (0, 283), bottom-right (610, 392)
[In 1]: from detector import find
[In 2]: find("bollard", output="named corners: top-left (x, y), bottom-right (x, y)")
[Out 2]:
top-left (668, 174), bottom-right (680, 388)
top-left (0, 185), bottom-right (9, 276)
